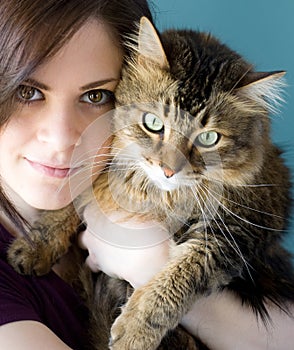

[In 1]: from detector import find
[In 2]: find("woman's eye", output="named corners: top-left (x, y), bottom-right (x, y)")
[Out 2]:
top-left (196, 131), bottom-right (220, 148)
top-left (17, 85), bottom-right (43, 102)
top-left (80, 89), bottom-right (114, 106)
top-left (143, 112), bottom-right (164, 133)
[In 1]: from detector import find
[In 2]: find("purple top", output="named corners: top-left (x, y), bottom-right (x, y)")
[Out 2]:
top-left (0, 224), bottom-right (89, 349)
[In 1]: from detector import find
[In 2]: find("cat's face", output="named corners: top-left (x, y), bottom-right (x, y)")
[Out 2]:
top-left (112, 98), bottom-right (261, 194)
top-left (111, 18), bottom-right (284, 194)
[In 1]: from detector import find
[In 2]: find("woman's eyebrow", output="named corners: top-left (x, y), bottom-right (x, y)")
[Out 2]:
top-left (23, 78), bottom-right (50, 91)
top-left (80, 78), bottom-right (119, 91)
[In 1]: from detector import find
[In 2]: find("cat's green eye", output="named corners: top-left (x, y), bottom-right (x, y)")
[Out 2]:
top-left (196, 131), bottom-right (219, 147)
top-left (143, 113), bottom-right (164, 133)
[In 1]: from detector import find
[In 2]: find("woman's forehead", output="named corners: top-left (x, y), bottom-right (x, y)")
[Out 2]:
top-left (28, 20), bottom-right (122, 89)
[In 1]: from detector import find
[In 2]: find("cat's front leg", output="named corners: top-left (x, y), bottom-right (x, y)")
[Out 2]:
top-left (109, 238), bottom-right (238, 350)
top-left (109, 242), bottom-right (205, 349)
top-left (7, 203), bottom-right (80, 275)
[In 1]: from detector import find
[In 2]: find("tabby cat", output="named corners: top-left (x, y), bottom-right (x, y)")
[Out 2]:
top-left (8, 17), bottom-right (294, 350)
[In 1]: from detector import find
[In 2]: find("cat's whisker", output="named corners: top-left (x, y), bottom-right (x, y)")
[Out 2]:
top-left (201, 174), bottom-right (277, 189)
top-left (63, 166), bottom-right (114, 195)
top-left (197, 184), bottom-right (253, 277)
top-left (64, 162), bottom-right (112, 185)
top-left (193, 186), bottom-right (234, 259)
top-left (235, 184), bottom-right (278, 188)
top-left (71, 146), bottom-right (113, 166)
top-left (194, 185), bottom-right (243, 274)
top-left (189, 186), bottom-right (213, 272)
top-left (203, 183), bottom-right (284, 233)
top-left (54, 160), bottom-right (110, 194)
top-left (201, 181), bottom-right (284, 220)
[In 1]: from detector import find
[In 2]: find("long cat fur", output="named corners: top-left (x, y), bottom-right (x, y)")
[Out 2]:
top-left (8, 17), bottom-right (294, 350)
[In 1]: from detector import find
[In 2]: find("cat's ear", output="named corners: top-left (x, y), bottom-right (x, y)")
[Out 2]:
top-left (137, 16), bottom-right (169, 69)
top-left (235, 71), bottom-right (286, 113)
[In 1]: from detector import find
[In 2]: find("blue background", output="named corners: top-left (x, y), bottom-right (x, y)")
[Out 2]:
top-left (154, 0), bottom-right (294, 253)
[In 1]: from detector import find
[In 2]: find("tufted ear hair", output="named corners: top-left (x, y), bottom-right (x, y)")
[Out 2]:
top-left (236, 71), bottom-right (286, 113)
top-left (136, 16), bottom-right (169, 69)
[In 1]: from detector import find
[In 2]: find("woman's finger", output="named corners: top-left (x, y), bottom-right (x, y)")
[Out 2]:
top-left (77, 230), bottom-right (90, 250)
top-left (84, 255), bottom-right (100, 273)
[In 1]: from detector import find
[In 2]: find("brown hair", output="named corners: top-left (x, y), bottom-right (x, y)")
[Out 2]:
top-left (0, 0), bottom-right (154, 230)
top-left (0, 0), bottom-right (154, 123)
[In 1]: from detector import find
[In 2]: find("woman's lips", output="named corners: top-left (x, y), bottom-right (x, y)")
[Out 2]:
top-left (26, 158), bottom-right (72, 179)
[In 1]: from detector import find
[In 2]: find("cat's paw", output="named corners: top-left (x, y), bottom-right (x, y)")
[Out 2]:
top-left (109, 288), bottom-right (164, 350)
top-left (7, 236), bottom-right (53, 275)
top-left (109, 312), bottom-right (161, 350)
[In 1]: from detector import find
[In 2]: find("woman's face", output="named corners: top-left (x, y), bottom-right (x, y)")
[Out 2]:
top-left (0, 20), bottom-right (122, 210)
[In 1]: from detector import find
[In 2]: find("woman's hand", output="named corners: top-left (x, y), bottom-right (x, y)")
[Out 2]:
top-left (78, 204), bottom-right (170, 288)
top-left (181, 291), bottom-right (294, 350)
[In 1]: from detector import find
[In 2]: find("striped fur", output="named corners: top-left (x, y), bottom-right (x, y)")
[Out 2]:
top-left (8, 17), bottom-right (294, 350)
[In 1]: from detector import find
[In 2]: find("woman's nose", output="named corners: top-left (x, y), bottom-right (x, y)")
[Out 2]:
top-left (36, 103), bottom-right (82, 151)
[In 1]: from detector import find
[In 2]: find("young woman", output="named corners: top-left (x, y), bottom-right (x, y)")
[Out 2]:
top-left (0, 0), bottom-right (293, 349)
top-left (0, 1), bottom-right (154, 349)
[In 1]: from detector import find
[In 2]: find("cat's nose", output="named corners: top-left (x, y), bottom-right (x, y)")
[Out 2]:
top-left (162, 166), bottom-right (175, 178)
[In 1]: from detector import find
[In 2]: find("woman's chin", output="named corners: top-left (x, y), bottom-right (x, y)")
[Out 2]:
top-left (19, 188), bottom-right (75, 211)
top-left (29, 196), bottom-right (73, 211)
